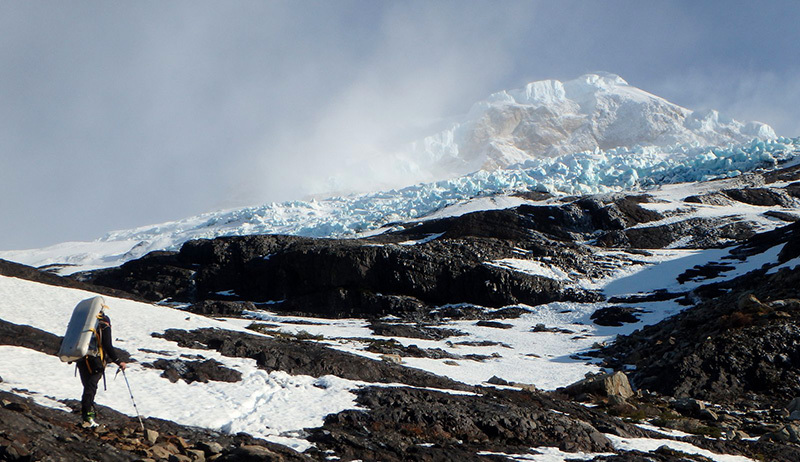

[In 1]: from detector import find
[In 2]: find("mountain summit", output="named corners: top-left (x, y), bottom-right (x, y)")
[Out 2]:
top-left (411, 72), bottom-right (776, 175)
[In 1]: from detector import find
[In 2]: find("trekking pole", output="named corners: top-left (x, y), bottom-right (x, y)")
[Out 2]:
top-left (118, 368), bottom-right (145, 432)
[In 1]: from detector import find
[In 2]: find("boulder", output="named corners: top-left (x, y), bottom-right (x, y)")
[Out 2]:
top-left (762, 423), bottom-right (800, 444)
top-left (186, 448), bottom-right (206, 461)
top-left (672, 397), bottom-right (706, 416)
top-left (607, 395), bottom-right (638, 415)
top-left (145, 428), bottom-right (159, 445)
top-left (380, 354), bottom-right (403, 364)
top-left (737, 293), bottom-right (765, 311)
top-left (590, 306), bottom-right (644, 326)
top-left (217, 445), bottom-right (281, 461)
top-left (186, 300), bottom-right (256, 317)
top-left (149, 443), bottom-right (176, 460)
top-left (196, 441), bottom-right (224, 455)
top-left (788, 397), bottom-right (800, 413)
top-left (560, 371), bottom-right (634, 400)
top-left (487, 376), bottom-right (510, 386)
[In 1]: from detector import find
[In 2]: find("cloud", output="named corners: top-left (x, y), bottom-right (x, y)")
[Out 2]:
top-left (649, 67), bottom-right (800, 137)
top-left (236, 2), bottom-right (539, 203)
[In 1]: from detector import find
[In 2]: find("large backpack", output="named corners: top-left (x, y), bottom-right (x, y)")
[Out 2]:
top-left (58, 296), bottom-right (107, 363)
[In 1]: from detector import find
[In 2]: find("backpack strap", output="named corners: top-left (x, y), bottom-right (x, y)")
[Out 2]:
top-left (90, 315), bottom-right (106, 364)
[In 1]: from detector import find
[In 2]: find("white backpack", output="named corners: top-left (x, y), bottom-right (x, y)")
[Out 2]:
top-left (58, 296), bottom-right (106, 363)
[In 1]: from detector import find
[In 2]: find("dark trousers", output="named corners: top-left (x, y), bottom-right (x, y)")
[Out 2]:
top-left (76, 356), bottom-right (104, 418)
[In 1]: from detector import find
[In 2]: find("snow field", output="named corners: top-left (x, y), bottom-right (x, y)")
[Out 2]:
top-left (0, 276), bottom-right (361, 451)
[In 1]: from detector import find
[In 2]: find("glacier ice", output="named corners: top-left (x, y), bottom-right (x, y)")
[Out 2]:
top-left (3, 137), bottom-right (796, 273)
top-left (99, 138), bottom-right (798, 251)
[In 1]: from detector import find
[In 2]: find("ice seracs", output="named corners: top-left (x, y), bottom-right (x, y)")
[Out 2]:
top-left (410, 73), bottom-right (777, 176)
top-left (1, 138), bottom-right (797, 274)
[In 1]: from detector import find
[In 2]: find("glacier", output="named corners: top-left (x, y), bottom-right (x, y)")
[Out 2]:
top-left (104, 137), bottom-right (798, 242)
top-left (3, 137), bottom-right (794, 274)
top-left (0, 138), bottom-right (800, 275)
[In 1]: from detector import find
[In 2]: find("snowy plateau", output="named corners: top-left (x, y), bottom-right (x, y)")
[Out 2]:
top-left (2, 75), bottom-right (800, 461)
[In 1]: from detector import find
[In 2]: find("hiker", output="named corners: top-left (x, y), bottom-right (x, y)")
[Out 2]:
top-left (76, 309), bottom-right (126, 427)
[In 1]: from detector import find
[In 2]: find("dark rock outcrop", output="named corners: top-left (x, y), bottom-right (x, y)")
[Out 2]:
top-left (76, 211), bottom-right (615, 319)
top-left (722, 187), bottom-right (797, 207)
top-left (310, 386), bottom-right (624, 461)
top-left (0, 259), bottom-right (142, 302)
top-left (0, 319), bottom-right (62, 356)
top-left (155, 328), bottom-right (473, 391)
top-left (601, 268), bottom-right (800, 407)
top-left (600, 217), bottom-right (757, 249)
top-left (148, 358), bottom-right (242, 384)
top-left (185, 300), bottom-right (257, 317)
top-left (684, 192), bottom-right (736, 206)
top-left (591, 306), bottom-right (646, 326)
top-left (368, 322), bottom-right (466, 340)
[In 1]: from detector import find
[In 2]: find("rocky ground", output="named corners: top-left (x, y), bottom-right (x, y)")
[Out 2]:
top-left (4, 319), bottom-right (800, 462)
top-left (597, 221), bottom-right (800, 437)
top-left (70, 180), bottom-right (794, 321)
top-left (3, 163), bottom-right (800, 460)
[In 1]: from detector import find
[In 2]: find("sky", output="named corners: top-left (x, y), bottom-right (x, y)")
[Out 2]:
top-left (1, 0), bottom-right (799, 250)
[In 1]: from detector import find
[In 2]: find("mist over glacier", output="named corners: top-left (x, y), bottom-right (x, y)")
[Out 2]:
top-left (3, 136), bottom-right (796, 273)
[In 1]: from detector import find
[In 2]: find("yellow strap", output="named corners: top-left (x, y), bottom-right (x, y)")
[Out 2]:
top-left (89, 327), bottom-right (104, 363)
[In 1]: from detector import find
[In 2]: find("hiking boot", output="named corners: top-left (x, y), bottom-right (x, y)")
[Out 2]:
top-left (83, 411), bottom-right (99, 428)
top-left (82, 417), bottom-right (99, 428)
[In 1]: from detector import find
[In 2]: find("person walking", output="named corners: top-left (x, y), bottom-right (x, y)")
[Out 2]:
top-left (76, 308), bottom-right (126, 427)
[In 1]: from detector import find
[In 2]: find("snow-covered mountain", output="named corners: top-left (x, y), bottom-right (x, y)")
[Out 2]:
top-left (410, 73), bottom-right (776, 177)
top-left (0, 73), bottom-right (791, 274)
